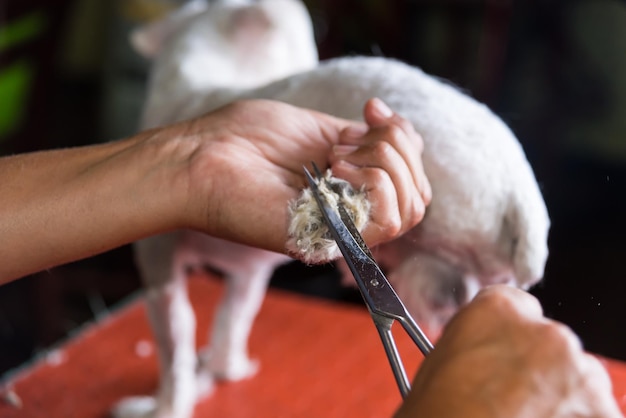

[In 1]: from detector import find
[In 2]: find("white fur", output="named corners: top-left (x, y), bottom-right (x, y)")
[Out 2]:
top-left (114, 0), bottom-right (550, 417)
top-left (287, 169), bottom-right (370, 264)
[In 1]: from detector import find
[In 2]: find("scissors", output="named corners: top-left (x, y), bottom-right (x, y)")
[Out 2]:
top-left (303, 162), bottom-right (433, 398)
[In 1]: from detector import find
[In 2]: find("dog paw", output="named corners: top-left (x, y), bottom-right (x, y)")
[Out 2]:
top-left (111, 395), bottom-right (197, 418)
top-left (198, 349), bottom-right (260, 381)
top-left (214, 357), bottom-right (260, 381)
top-left (111, 396), bottom-right (157, 418)
top-left (195, 369), bottom-right (216, 398)
top-left (286, 168), bottom-right (370, 264)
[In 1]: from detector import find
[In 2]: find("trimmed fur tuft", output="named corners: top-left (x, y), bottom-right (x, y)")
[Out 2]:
top-left (286, 169), bottom-right (370, 264)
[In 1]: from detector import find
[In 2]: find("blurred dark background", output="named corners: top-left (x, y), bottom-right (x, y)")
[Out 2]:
top-left (1, 0), bottom-right (625, 375)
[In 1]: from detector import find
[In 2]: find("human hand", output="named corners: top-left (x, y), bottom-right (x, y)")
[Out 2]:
top-left (395, 285), bottom-right (623, 418)
top-left (168, 98), bottom-right (430, 253)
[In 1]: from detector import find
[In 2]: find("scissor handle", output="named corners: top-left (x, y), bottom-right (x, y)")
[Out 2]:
top-left (374, 317), bottom-right (413, 398)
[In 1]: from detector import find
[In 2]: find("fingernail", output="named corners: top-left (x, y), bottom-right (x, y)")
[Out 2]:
top-left (333, 145), bottom-right (359, 156)
top-left (371, 97), bottom-right (394, 119)
top-left (343, 125), bottom-right (368, 138)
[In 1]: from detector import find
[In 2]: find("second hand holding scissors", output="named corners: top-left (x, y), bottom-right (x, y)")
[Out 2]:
top-left (303, 163), bottom-right (433, 398)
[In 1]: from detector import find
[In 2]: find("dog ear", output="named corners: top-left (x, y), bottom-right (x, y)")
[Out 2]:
top-left (130, 0), bottom-right (209, 59)
top-left (504, 178), bottom-right (551, 289)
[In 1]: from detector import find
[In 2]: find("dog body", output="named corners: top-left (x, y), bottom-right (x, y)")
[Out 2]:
top-left (114, 1), bottom-right (550, 417)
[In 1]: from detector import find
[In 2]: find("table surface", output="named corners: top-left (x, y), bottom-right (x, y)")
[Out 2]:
top-left (1, 274), bottom-right (625, 417)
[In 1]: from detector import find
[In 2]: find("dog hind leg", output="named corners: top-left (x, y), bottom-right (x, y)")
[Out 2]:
top-left (198, 266), bottom-right (274, 382)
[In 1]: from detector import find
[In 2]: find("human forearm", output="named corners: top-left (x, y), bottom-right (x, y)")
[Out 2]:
top-left (0, 128), bottom-right (197, 283)
top-left (0, 98), bottom-right (431, 284)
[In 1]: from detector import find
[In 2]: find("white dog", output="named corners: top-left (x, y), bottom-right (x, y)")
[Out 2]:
top-left (113, 1), bottom-right (550, 417)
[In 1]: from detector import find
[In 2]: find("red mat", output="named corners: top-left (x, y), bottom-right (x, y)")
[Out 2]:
top-left (1, 274), bottom-right (625, 417)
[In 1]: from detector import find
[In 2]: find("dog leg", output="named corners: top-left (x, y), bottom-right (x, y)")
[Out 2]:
top-left (113, 254), bottom-right (199, 418)
top-left (150, 276), bottom-right (199, 417)
top-left (198, 267), bottom-right (273, 382)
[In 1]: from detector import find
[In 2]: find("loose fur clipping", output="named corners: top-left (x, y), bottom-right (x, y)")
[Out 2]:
top-left (286, 169), bottom-right (370, 264)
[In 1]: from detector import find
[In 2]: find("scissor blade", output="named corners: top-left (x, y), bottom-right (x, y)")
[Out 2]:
top-left (303, 165), bottom-right (378, 280)
top-left (308, 162), bottom-right (375, 260)
top-left (303, 165), bottom-right (405, 316)
top-left (303, 164), bottom-right (433, 356)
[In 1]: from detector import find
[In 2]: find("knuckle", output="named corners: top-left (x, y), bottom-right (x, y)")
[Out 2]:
top-left (412, 130), bottom-right (425, 153)
top-left (539, 321), bottom-right (580, 349)
top-left (532, 322), bottom-right (584, 365)
top-left (384, 123), bottom-right (405, 143)
top-left (475, 286), bottom-right (507, 304)
top-left (365, 166), bottom-right (388, 185)
top-left (370, 207), bottom-right (401, 242)
top-left (422, 183), bottom-right (433, 206)
top-left (384, 216), bottom-right (403, 240)
top-left (409, 197), bottom-right (426, 225)
top-left (583, 355), bottom-right (613, 386)
top-left (393, 118), bottom-right (424, 151)
top-left (473, 286), bottom-right (523, 313)
top-left (371, 140), bottom-right (395, 160)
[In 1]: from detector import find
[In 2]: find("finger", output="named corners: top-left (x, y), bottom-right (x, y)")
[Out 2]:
top-left (472, 285), bottom-right (545, 319)
top-left (340, 98), bottom-right (432, 204)
top-left (455, 285), bottom-right (544, 336)
top-left (330, 159), bottom-right (404, 245)
top-left (306, 108), bottom-right (368, 146)
top-left (332, 134), bottom-right (426, 230)
top-left (582, 355), bottom-right (614, 391)
top-left (331, 111), bottom-right (431, 226)
top-left (331, 169), bottom-right (424, 252)
top-left (580, 355), bottom-right (624, 417)
top-left (355, 146), bottom-right (423, 222)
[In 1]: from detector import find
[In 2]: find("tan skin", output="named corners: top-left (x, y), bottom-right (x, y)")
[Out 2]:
top-left (0, 98), bottom-right (620, 416)
top-left (0, 98), bottom-right (429, 283)
top-left (395, 285), bottom-right (623, 418)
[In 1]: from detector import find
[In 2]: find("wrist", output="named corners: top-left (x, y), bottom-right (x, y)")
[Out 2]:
top-left (0, 128), bottom-right (205, 282)
top-left (133, 124), bottom-right (208, 233)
